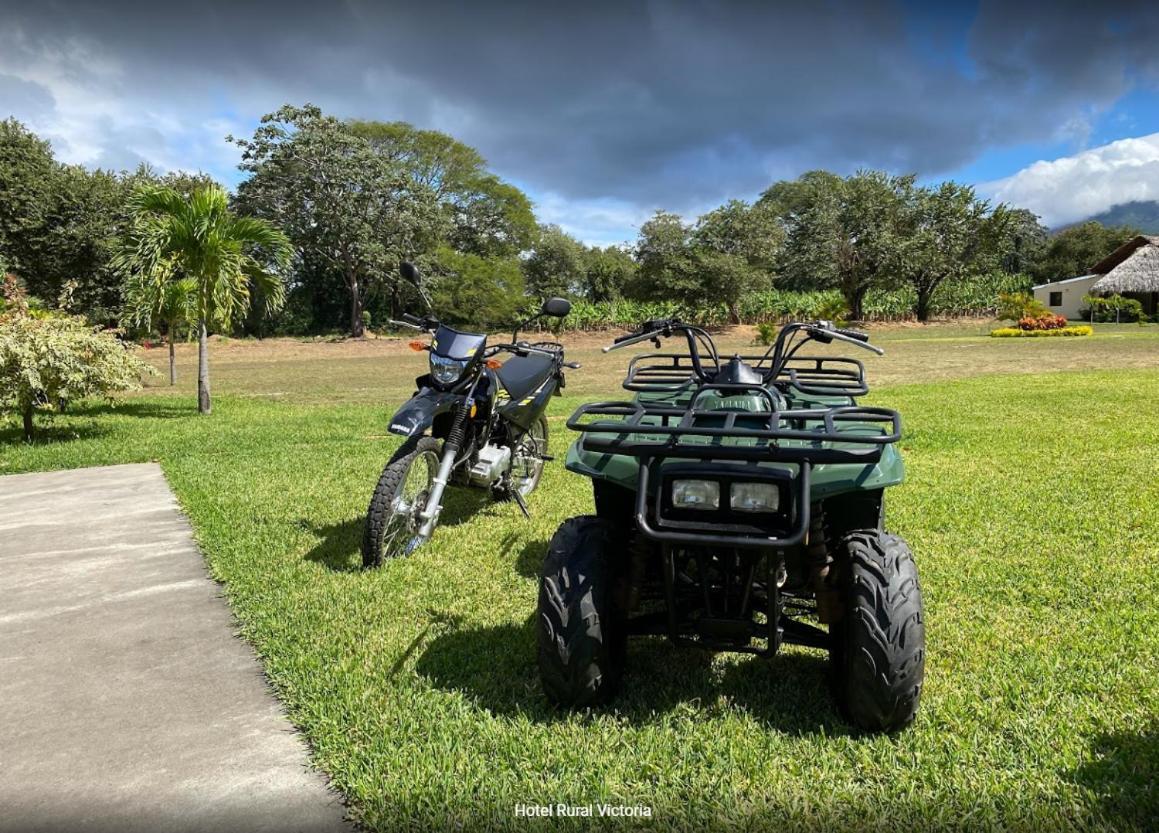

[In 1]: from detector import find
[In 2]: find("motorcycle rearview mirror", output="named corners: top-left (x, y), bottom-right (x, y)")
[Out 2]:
top-left (398, 260), bottom-right (434, 313)
top-left (541, 297), bottom-right (571, 318)
top-left (399, 261), bottom-right (421, 283)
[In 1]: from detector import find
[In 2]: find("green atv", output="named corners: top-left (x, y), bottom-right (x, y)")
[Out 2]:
top-left (536, 319), bottom-right (924, 733)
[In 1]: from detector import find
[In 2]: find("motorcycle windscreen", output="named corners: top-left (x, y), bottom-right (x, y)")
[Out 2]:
top-left (430, 325), bottom-right (486, 359)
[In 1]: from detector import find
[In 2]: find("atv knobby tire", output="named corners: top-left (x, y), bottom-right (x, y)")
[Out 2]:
top-left (362, 435), bottom-right (441, 568)
top-left (537, 516), bottom-right (626, 707)
top-left (831, 529), bottom-right (924, 732)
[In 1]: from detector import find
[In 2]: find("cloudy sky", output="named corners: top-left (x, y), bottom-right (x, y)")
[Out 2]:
top-left (2, 0), bottom-right (1159, 244)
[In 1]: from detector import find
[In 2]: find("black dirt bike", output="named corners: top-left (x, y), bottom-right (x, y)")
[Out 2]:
top-left (361, 262), bottom-right (578, 567)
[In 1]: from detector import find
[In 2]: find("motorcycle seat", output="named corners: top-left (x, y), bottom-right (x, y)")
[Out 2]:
top-left (495, 353), bottom-right (556, 401)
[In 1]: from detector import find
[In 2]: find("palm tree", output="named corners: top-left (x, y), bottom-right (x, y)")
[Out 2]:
top-left (123, 270), bottom-right (196, 385)
top-left (119, 185), bottom-right (291, 413)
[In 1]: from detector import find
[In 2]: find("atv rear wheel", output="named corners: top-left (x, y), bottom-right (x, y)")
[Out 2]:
top-left (362, 436), bottom-right (441, 568)
top-left (537, 516), bottom-right (627, 707)
top-left (830, 529), bottom-right (924, 732)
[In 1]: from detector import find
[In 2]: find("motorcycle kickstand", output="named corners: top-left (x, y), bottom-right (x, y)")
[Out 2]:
top-left (511, 487), bottom-right (531, 519)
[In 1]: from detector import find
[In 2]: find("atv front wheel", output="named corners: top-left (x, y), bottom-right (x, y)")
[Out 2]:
top-left (537, 516), bottom-right (626, 706)
top-left (362, 436), bottom-right (441, 568)
top-left (830, 529), bottom-right (924, 732)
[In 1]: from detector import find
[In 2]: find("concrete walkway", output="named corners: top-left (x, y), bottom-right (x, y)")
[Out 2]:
top-left (0, 464), bottom-right (352, 833)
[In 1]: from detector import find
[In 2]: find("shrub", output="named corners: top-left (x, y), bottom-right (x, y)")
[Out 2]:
top-left (1, 285), bottom-right (154, 439)
top-left (1018, 313), bottom-right (1068, 331)
top-left (1081, 293), bottom-right (1148, 323)
top-left (997, 291), bottom-right (1050, 322)
top-left (990, 325), bottom-right (1092, 338)
top-left (754, 322), bottom-right (778, 346)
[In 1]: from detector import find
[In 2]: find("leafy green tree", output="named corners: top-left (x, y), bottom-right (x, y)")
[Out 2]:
top-left (118, 185), bottom-right (290, 413)
top-left (774, 170), bottom-right (910, 320)
top-left (28, 165), bottom-right (127, 324)
top-left (580, 245), bottom-right (636, 302)
top-left (1, 279), bottom-right (151, 440)
top-left (632, 211), bottom-right (697, 301)
top-left (0, 119), bottom-right (56, 278)
top-left (348, 120), bottom-right (536, 258)
top-left (1031, 221), bottom-right (1142, 282)
top-left (429, 248), bottom-right (526, 329)
top-left (232, 105), bottom-right (442, 337)
top-left (994, 208), bottom-right (1048, 275)
top-left (897, 182), bottom-right (995, 321)
top-left (523, 224), bottom-right (584, 298)
top-left (690, 200), bottom-right (781, 322)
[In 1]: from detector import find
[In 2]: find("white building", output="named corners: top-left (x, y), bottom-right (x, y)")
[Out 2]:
top-left (1032, 274), bottom-right (1101, 320)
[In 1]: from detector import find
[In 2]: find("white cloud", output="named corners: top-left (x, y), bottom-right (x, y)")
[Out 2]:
top-left (0, 24), bottom-right (246, 178)
top-left (532, 192), bottom-right (654, 248)
top-left (982, 134), bottom-right (1159, 227)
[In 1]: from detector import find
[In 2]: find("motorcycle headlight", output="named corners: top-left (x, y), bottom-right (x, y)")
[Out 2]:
top-left (730, 482), bottom-right (780, 513)
top-left (430, 354), bottom-right (470, 386)
top-left (671, 479), bottom-right (720, 510)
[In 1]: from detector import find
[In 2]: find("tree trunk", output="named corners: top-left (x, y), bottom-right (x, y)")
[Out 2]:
top-left (168, 329), bottom-right (177, 386)
top-left (22, 400), bottom-right (34, 441)
top-left (727, 300), bottom-right (741, 326)
top-left (915, 289), bottom-right (932, 323)
top-left (848, 286), bottom-right (867, 322)
top-left (350, 278), bottom-right (364, 338)
top-left (197, 319), bottom-right (211, 414)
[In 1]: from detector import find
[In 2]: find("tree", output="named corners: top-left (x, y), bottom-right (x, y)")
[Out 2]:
top-left (994, 208), bottom-right (1048, 275)
top-left (1031, 221), bottom-right (1142, 282)
top-left (690, 200), bottom-right (781, 322)
top-left (1, 277), bottom-right (150, 440)
top-left (897, 182), bottom-right (995, 322)
top-left (232, 105), bottom-right (442, 338)
top-left (579, 245), bottom-right (636, 302)
top-left (523, 224), bottom-right (585, 298)
top-left (29, 165), bottom-right (128, 325)
top-left (118, 185), bottom-right (290, 414)
top-left (774, 170), bottom-right (909, 320)
top-left (0, 119), bottom-right (56, 278)
top-left (123, 272), bottom-right (196, 385)
top-left (429, 248), bottom-right (526, 329)
top-left (631, 211), bottom-right (697, 301)
top-left (348, 120), bottom-right (536, 258)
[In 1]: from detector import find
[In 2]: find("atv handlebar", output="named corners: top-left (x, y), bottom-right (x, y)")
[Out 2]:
top-left (603, 329), bottom-right (661, 353)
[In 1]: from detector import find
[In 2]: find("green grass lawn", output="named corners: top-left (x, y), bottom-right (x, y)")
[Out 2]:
top-left (2, 365), bottom-right (1158, 831)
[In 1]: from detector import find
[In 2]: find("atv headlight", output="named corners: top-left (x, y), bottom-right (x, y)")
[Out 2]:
top-left (671, 479), bottom-right (720, 510)
top-left (430, 354), bottom-right (469, 386)
top-left (730, 482), bottom-right (780, 513)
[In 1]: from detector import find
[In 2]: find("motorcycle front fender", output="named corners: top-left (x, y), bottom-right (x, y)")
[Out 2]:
top-left (388, 387), bottom-right (462, 437)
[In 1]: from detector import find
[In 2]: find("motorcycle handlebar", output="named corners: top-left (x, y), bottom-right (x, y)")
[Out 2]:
top-left (835, 326), bottom-right (869, 343)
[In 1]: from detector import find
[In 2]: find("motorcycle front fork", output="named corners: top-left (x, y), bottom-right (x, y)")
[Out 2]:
top-left (415, 440), bottom-right (458, 540)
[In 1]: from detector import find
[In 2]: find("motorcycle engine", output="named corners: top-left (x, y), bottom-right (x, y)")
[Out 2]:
top-left (468, 443), bottom-right (512, 486)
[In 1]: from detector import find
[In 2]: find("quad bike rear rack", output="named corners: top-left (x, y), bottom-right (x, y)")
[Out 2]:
top-left (568, 382), bottom-right (901, 549)
top-left (624, 353), bottom-right (869, 398)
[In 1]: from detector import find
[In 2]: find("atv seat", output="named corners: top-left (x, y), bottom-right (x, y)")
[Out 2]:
top-left (496, 353), bottom-right (555, 401)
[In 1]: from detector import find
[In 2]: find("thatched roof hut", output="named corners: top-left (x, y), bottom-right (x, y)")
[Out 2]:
top-left (1090, 235), bottom-right (1159, 294)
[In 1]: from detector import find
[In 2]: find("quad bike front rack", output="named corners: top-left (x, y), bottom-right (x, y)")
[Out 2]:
top-left (624, 352), bottom-right (870, 398)
top-left (569, 381), bottom-right (900, 548)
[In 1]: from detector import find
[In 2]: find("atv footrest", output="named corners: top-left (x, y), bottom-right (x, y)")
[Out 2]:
top-left (697, 616), bottom-right (754, 644)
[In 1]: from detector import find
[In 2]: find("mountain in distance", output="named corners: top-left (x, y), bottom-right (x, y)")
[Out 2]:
top-left (1058, 200), bottom-right (1159, 234)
